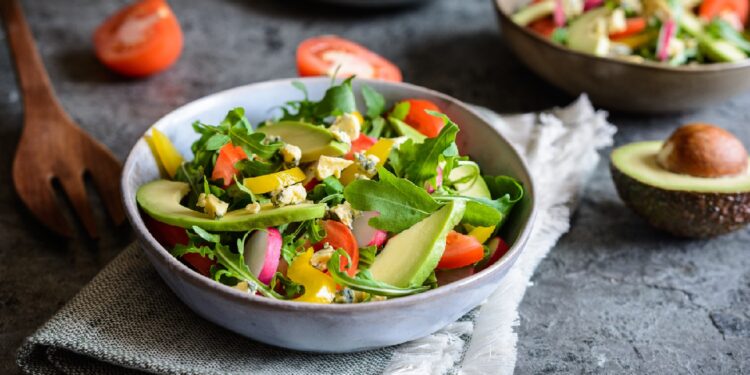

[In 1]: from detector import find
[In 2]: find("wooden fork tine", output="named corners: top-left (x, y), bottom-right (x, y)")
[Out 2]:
top-left (58, 173), bottom-right (98, 238)
top-left (12, 169), bottom-right (73, 237)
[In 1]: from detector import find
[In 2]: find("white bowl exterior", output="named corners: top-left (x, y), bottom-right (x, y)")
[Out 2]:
top-left (123, 77), bottom-right (535, 352)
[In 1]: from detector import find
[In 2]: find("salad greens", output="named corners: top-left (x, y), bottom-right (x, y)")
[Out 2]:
top-left (138, 78), bottom-right (524, 304)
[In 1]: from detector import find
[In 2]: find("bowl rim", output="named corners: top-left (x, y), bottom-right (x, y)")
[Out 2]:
top-left (494, 0), bottom-right (750, 73)
top-left (121, 76), bottom-right (538, 312)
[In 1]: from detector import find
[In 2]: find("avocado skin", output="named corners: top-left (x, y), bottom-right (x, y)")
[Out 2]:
top-left (611, 163), bottom-right (750, 238)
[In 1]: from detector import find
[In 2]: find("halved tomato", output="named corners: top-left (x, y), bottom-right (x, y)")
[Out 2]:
top-left (401, 99), bottom-right (445, 138)
top-left (297, 35), bottom-right (402, 82)
top-left (94, 0), bottom-right (183, 77)
top-left (314, 220), bottom-right (359, 276)
top-left (143, 215), bottom-right (215, 276)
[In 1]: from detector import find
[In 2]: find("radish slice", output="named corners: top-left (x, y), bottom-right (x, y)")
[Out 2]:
top-left (583, 0), bottom-right (603, 11)
top-left (425, 167), bottom-right (443, 193)
top-left (352, 211), bottom-right (387, 248)
top-left (554, 0), bottom-right (566, 27)
top-left (243, 228), bottom-right (281, 284)
top-left (656, 19), bottom-right (676, 61)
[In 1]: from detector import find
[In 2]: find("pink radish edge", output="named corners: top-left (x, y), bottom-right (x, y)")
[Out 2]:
top-left (352, 211), bottom-right (388, 248)
top-left (425, 167), bottom-right (444, 194)
top-left (583, 0), bottom-right (603, 11)
top-left (554, 0), bottom-right (566, 27)
top-left (656, 19), bottom-right (676, 62)
top-left (243, 228), bottom-right (281, 285)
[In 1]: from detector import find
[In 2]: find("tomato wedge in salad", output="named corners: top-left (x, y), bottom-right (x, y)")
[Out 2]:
top-left (315, 220), bottom-right (360, 277)
top-left (297, 35), bottom-right (402, 82)
top-left (401, 99), bottom-right (445, 138)
top-left (700, 0), bottom-right (749, 25)
top-left (211, 143), bottom-right (248, 187)
top-left (438, 231), bottom-right (485, 270)
top-left (94, 0), bottom-right (183, 77)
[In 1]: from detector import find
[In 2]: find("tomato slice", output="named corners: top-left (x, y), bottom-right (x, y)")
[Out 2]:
top-left (528, 17), bottom-right (557, 37)
top-left (94, 0), bottom-right (183, 77)
top-left (297, 35), bottom-right (402, 82)
top-left (346, 134), bottom-right (377, 159)
top-left (437, 231), bottom-right (485, 270)
top-left (143, 214), bottom-right (215, 276)
top-left (211, 143), bottom-right (248, 187)
top-left (609, 18), bottom-right (647, 40)
top-left (400, 99), bottom-right (445, 138)
top-left (699, 0), bottom-right (749, 24)
top-left (314, 220), bottom-right (359, 277)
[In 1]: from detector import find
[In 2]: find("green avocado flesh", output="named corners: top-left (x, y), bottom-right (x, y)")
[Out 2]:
top-left (389, 117), bottom-right (427, 143)
top-left (369, 200), bottom-right (466, 288)
top-left (136, 179), bottom-right (326, 231)
top-left (568, 8), bottom-right (610, 56)
top-left (611, 141), bottom-right (750, 238)
top-left (258, 121), bottom-right (349, 162)
top-left (611, 141), bottom-right (750, 193)
top-left (449, 162), bottom-right (491, 199)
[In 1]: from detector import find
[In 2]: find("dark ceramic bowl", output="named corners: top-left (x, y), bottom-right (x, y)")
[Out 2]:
top-left (122, 77), bottom-right (536, 352)
top-left (494, 0), bottom-right (750, 113)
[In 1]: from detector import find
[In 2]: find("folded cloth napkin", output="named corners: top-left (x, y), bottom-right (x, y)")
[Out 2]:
top-left (17, 97), bottom-right (615, 375)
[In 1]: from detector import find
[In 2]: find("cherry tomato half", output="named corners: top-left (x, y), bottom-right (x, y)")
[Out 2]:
top-left (314, 220), bottom-right (359, 277)
top-left (297, 35), bottom-right (402, 82)
top-left (94, 0), bottom-right (183, 77)
top-left (699, 0), bottom-right (749, 25)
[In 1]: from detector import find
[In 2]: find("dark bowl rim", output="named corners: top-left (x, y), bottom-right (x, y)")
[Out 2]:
top-left (494, 0), bottom-right (750, 73)
top-left (121, 76), bottom-right (538, 313)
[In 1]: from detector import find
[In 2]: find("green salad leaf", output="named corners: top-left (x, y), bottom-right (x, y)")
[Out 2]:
top-left (394, 119), bottom-right (459, 186)
top-left (327, 249), bottom-right (429, 297)
top-left (361, 84), bottom-right (386, 119)
top-left (390, 100), bottom-right (410, 121)
top-left (314, 77), bottom-right (356, 118)
top-left (344, 167), bottom-right (440, 233)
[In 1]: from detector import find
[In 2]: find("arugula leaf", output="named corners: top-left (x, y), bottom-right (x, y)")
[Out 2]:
top-left (193, 225), bottom-right (221, 244)
top-left (433, 195), bottom-right (502, 227)
top-left (307, 176), bottom-right (345, 206)
top-left (367, 117), bottom-right (386, 138)
top-left (236, 157), bottom-right (282, 177)
top-left (357, 245), bottom-right (378, 271)
top-left (399, 121), bottom-right (459, 186)
top-left (484, 175), bottom-right (524, 226)
top-left (344, 167), bottom-right (440, 233)
top-left (361, 84), bottom-right (386, 119)
top-left (220, 107), bottom-right (253, 133)
top-left (390, 101), bottom-right (410, 121)
top-left (270, 272), bottom-right (304, 299)
top-left (327, 249), bottom-right (429, 297)
top-left (314, 77), bottom-right (356, 118)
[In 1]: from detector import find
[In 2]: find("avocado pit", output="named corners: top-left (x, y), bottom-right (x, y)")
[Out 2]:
top-left (656, 123), bottom-right (748, 178)
top-left (610, 124), bottom-right (750, 238)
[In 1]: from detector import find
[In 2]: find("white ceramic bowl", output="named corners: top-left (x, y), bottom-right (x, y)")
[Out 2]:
top-left (121, 77), bottom-right (536, 352)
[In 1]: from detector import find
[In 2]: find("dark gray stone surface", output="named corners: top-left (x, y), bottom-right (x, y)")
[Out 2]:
top-left (0, 0), bottom-right (747, 373)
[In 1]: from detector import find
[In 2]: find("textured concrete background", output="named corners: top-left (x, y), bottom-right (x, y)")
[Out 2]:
top-left (0, 0), bottom-right (748, 373)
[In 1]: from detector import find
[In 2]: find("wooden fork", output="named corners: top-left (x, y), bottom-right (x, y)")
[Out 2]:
top-left (2, 0), bottom-right (125, 238)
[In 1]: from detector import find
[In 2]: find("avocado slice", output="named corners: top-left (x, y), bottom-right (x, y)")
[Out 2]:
top-left (136, 179), bottom-right (326, 232)
top-left (568, 8), bottom-right (611, 57)
top-left (679, 12), bottom-right (747, 63)
top-left (369, 200), bottom-right (466, 288)
top-left (448, 161), bottom-right (492, 199)
top-left (389, 117), bottom-right (427, 143)
top-left (258, 121), bottom-right (349, 162)
top-left (610, 141), bottom-right (750, 238)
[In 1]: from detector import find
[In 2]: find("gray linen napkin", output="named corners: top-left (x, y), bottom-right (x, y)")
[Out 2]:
top-left (16, 100), bottom-right (614, 375)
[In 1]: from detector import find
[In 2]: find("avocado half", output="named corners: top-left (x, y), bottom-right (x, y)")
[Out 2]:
top-left (611, 141), bottom-right (750, 238)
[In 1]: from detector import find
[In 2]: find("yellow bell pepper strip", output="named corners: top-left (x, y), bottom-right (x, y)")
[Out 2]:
top-left (468, 226), bottom-right (495, 244)
top-left (243, 167), bottom-right (306, 194)
top-left (339, 138), bottom-right (396, 185)
top-left (288, 248), bottom-right (336, 303)
top-left (147, 128), bottom-right (184, 178)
